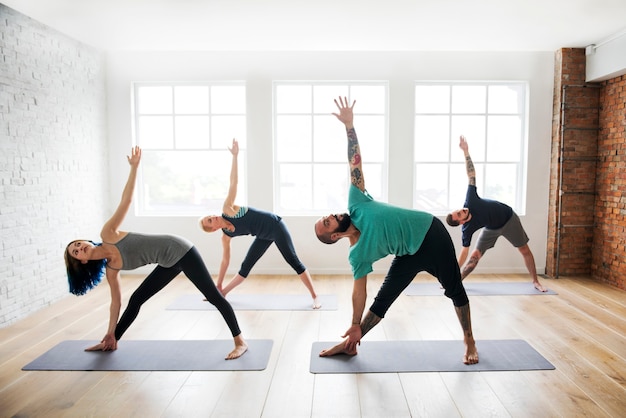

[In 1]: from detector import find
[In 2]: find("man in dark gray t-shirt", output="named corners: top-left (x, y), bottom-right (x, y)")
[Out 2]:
top-left (446, 135), bottom-right (547, 292)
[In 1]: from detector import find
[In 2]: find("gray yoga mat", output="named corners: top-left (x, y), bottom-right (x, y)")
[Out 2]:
top-left (167, 293), bottom-right (338, 311)
top-left (405, 282), bottom-right (557, 296)
top-left (22, 339), bottom-right (273, 371)
top-left (310, 339), bottom-right (554, 373)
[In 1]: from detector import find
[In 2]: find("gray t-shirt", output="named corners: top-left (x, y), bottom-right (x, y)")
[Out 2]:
top-left (109, 232), bottom-right (193, 270)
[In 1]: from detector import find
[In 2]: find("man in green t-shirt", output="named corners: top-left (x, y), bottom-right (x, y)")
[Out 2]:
top-left (314, 97), bottom-right (478, 365)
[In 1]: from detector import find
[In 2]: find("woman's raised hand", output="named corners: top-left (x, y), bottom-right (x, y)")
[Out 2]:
top-left (127, 146), bottom-right (142, 167)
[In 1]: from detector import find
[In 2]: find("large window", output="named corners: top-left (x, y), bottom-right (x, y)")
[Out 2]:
top-left (414, 82), bottom-right (528, 215)
top-left (132, 83), bottom-right (247, 216)
top-left (273, 82), bottom-right (388, 215)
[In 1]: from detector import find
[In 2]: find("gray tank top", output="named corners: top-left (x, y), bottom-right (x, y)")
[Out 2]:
top-left (108, 232), bottom-right (193, 270)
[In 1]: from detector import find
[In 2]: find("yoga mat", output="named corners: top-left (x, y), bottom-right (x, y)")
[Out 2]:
top-left (22, 339), bottom-right (273, 371)
top-left (310, 339), bottom-right (554, 373)
top-left (405, 282), bottom-right (557, 296)
top-left (166, 293), bottom-right (338, 311)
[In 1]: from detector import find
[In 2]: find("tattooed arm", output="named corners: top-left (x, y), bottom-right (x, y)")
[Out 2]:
top-left (461, 249), bottom-right (483, 280)
top-left (333, 96), bottom-right (365, 191)
top-left (459, 135), bottom-right (476, 186)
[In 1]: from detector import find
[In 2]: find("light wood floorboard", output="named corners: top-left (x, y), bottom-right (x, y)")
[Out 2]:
top-left (0, 273), bottom-right (625, 417)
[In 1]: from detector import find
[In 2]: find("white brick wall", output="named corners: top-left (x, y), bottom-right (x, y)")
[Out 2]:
top-left (0, 5), bottom-right (108, 327)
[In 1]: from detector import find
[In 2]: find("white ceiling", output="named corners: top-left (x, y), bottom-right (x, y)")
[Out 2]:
top-left (3, 0), bottom-right (626, 52)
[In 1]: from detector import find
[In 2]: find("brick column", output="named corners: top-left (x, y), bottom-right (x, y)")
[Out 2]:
top-left (546, 49), bottom-right (600, 277)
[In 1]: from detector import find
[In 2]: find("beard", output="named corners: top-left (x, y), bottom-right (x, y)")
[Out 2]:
top-left (335, 213), bottom-right (351, 233)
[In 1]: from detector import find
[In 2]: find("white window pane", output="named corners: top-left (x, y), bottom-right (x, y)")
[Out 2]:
top-left (138, 116), bottom-right (173, 149)
top-left (137, 86), bottom-right (172, 114)
top-left (211, 115), bottom-right (247, 149)
top-left (415, 115), bottom-right (449, 162)
top-left (175, 116), bottom-right (210, 149)
top-left (362, 163), bottom-right (383, 200)
top-left (415, 85), bottom-right (450, 114)
top-left (276, 115), bottom-right (312, 162)
top-left (356, 116), bottom-right (385, 163)
top-left (350, 85), bottom-right (386, 114)
top-left (174, 86), bottom-right (209, 114)
top-left (211, 85), bottom-right (246, 114)
top-left (313, 164), bottom-right (349, 210)
top-left (449, 163), bottom-right (486, 207)
top-left (488, 84), bottom-right (524, 114)
top-left (485, 164), bottom-right (517, 206)
top-left (141, 150), bottom-right (241, 215)
top-left (279, 164), bottom-right (312, 210)
top-left (313, 85), bottom-right (350, 114)
top-left (451, 85), bottom-right (486, 114)
top-left (313, 115), bottom-right (345, 163)
top-left (487, 115), bottom-right (521, 162)
top-left (276, 85), bottom-right (312, 114)
top-left (449, 163), bottom-right (469, 208)
top-left (415, 164), bottom-right (449, 212)
top-left (450, 115), bottom-right (486, 162)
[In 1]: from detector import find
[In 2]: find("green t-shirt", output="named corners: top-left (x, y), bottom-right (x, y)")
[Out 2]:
top-left (348, 185), bottom-right (433, 279)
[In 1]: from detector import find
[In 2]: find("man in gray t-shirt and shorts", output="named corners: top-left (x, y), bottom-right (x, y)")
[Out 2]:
top-left (446, 135), bottom-right (547, 292)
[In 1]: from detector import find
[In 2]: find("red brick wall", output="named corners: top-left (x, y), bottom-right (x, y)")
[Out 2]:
top-left (548, 48), bottom-right (626, 290)
top-left (547, 49), bottom-right (599, 277)
top-left (592, 75), bottom-right (626, 290)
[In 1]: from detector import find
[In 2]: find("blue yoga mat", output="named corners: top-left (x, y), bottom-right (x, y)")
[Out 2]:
top-left (167, 293), bottom-right (338, 311)
top-left (310, 339), bottom-right (554, 373)
top-left (405, 282), bottom-right (557, 296)
top-left (23, 339), bottom-right (273, 371)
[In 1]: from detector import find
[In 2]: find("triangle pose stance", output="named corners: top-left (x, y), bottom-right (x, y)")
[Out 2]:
top-left (446, 135), bottom-right (547, 292)
top-left (64, 146), bottom-right (248, 359)
top-left (200, 138), bottom-right (321, 309)
top-left (314, 97), bottom-right (479, 365)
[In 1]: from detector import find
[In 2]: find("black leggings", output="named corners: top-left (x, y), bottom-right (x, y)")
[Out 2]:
top-left (369, 217), bottom-right (469, 318)
top-left (115, 246), bottom-right (241, 340)
top-left (239, 220), bottom-right (306, 278)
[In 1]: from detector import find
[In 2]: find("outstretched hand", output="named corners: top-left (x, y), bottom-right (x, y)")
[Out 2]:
top-left (341, 324), bottom-right (362, 352)
top-left (459, 135), bottom-right (469, 153)
top-left (85, 334), bottom-right (117, 351)
top-left (228, 138), bottom-right (239, 156)
top-left (332, 96), bottom-right (355, 127)
top-left (127, 146), bottom-right (142, 167)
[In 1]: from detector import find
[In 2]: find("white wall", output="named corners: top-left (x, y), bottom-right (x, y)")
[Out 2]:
top-left (106, 51), bottom-right (554, 277)
top-left (0, 5), bottom-right (108, 326)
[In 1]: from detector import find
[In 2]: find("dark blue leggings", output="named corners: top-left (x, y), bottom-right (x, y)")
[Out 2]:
top-left (238, 220), bottom-right (306, 278)
top-left (369, 217), bottom-right (469, 318)
top-left (115, 246), bottom-right (241, 340)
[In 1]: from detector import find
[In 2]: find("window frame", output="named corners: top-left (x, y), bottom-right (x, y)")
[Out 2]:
top-left (131, 81), bottom-right (247, 217)
top-left (272, 81), bottom-right (389, 216)
top-left (413, 81), bottom-right (529, 215)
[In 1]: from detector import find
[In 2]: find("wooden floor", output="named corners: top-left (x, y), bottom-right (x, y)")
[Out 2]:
top-left (0, 273), bottom-right (625, 417)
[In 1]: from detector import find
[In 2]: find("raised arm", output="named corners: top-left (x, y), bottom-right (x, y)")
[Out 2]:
top-left (333, 97), bottom-right (365, 191)
top-left (459, 135), bottom-right (476, 186)
top-left (222, 138), bottom-right (239, 215)
top-left (100, 146), bottom-right (141, 240)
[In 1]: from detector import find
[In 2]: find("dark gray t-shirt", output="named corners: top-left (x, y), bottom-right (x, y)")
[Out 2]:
top-left (109, 232), bottom-right (193, 270)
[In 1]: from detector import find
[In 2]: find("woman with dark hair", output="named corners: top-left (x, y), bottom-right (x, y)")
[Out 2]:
top-left (65, 146), bottom-right (248, 359)
top-left (198, 138), bottom-right (320, 309)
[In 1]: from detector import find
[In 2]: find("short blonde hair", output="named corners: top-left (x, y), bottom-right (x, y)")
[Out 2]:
top-left (198, 216), bottom-right (211, 233)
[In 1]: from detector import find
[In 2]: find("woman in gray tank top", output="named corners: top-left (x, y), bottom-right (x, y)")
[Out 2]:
top-left (64, 146), bottom-right (247, 360)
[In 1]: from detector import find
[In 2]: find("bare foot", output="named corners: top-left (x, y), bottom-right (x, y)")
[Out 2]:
top-left (226, 336), bottom-right (248, 360)
top-left (319, 341), bottom-right (357, 357)
top-left (463, 342), bottom-right (479, 365)
top-left (312, 297), bottom-right (321, 309)
top-left (534, 281), bottom-right (547, 292)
